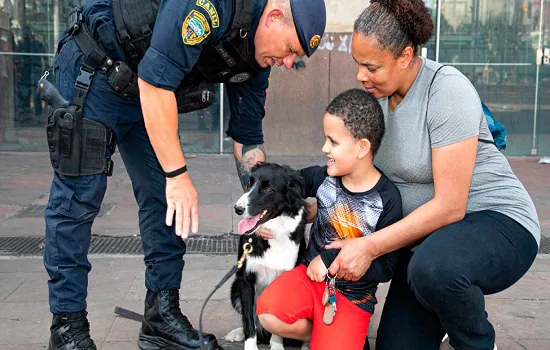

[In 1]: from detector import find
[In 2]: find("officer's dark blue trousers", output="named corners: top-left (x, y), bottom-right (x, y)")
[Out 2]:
top-left (44, 37), bottom-right (186, 314)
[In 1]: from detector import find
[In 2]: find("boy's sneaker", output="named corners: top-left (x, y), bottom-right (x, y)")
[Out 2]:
top-left (440, 334), bottom-right (497, 350)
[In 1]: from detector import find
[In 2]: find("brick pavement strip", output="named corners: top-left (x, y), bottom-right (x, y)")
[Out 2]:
top-left (0, 255), bottom-right (549, 349)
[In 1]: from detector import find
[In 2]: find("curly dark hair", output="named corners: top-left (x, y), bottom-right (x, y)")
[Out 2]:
top-left (325, 89), bottom-right (385, 156)
top-left (354, 0), bottom-right (434, 57)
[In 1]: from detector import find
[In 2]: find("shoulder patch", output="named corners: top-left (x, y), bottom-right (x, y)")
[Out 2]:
top-left (196, 0), bottom-right (220, 28)
top-left (182, 10), bottom-right (211, 45)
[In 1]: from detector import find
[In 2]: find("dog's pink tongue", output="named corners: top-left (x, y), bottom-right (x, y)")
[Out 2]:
top-left (237, 214), bottom-right (262, 235)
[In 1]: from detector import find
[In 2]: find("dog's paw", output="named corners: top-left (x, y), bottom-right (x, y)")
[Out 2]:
top-left (270, 334), bottom-right (285, 350)
top-left (244, 337), bottom-right (260, 350)
top-left (224, 327), bottom-right (245, 342)
top-left (270, 343), bottom-right (285, 350)
top-left (300, 342), bottom-right (310, 350)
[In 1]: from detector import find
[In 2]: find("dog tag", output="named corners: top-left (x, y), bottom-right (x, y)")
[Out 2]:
top-left (322, 275), bottom-right (337, 325)
top-left (323, 302), bottom-right (336, 325)
top-left (328, 293), bottom-right (336, 306)
top-left (322, 285), bottom-right (329, 305)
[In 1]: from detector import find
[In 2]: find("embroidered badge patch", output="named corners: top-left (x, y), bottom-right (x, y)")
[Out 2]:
top-left (310, 35), bottom-right (321, 49)
top-left (196, 0), bottom-right (219, 28)
top-left (182, 10), bottom-right (211, 45)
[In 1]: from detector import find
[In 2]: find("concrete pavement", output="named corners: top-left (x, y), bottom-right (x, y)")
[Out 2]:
top-left (0, 255), bottom-right (549, 349)
top-left (0, 152), bottom-right (549, 349)
top-left (0, 153), bottom-right (548, 239)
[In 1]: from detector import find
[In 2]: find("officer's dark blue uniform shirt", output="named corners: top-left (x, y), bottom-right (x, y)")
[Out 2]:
top-left (79, 0), bottom-right (325, 145)
top-left (137, 0), bottom-right (271, 145)
top-left (82, 0), bottom-right (270, 145)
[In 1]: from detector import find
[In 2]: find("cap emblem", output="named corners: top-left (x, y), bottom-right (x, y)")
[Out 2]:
top-left (309, 35), bottom-right (321, 49)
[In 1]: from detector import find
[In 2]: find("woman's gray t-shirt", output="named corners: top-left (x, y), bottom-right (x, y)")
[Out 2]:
top-left (374, 58), bottom-right (540, 245)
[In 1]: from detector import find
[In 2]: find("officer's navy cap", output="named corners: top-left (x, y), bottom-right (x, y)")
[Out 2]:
top-left (290, 0), bottom-right (326, 57)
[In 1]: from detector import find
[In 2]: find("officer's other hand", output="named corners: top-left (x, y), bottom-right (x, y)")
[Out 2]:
top-left (165, 173), bottom-right (199, 239)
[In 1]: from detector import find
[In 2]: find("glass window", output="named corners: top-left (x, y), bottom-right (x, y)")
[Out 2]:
top-left (0, 0), bottom-right (226, 153)
top-left (0, 0), bottom-right (85, 151)
top-left (436, 0), bottom-right (544, 155)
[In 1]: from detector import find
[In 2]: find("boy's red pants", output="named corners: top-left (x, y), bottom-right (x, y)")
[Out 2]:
top-left (257, 264), bottom-right (372, 350)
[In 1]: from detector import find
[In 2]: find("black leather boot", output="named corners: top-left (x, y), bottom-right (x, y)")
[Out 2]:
top-left (138, 289), bottom-right (222, 350)
top-left (48, 311), bottom-right (97, 350)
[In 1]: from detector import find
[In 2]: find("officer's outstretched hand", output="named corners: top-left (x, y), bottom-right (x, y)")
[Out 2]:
top-left (165, 173), bottom-right (199, 239)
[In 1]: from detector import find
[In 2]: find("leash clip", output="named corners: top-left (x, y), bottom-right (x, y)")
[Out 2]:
top-left (40, 70), bottom-right (50, 81)
top-left (237, 242), bottom-right (253, 269)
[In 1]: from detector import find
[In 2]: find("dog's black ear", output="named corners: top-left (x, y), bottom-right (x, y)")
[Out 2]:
top-left (283, 166), bottom-right (305, 204)
top-left (250, 161), bottom-right (266, 173)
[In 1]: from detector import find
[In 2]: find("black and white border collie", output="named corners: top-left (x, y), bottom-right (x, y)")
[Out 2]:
top-left (224, 162), bottom-right (308, 350)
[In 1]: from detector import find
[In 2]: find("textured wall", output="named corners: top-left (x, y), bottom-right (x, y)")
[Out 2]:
top-left (325, 0), bottom-right (368, 32)
top-left (262, 1), bottom-right (372, 155)
top-left (263, 32), bottom-right (362, 156)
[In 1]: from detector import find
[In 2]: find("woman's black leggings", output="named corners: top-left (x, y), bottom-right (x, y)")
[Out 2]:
top-left (375, 210), bottom-right (538, 350)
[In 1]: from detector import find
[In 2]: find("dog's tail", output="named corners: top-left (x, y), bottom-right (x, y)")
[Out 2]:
top-left (230, 279), bottom-right (242, 313)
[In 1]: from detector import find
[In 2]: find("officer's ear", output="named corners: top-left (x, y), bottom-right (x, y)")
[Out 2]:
top-left (265, 8), bottom-right (285, 27)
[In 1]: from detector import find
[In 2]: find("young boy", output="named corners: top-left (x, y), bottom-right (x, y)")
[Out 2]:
top-left (256, 89), bottom-right (403, 350)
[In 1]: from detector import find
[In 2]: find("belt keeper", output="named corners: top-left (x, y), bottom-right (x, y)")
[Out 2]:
top-left (165, 165), bottom-right (187, 178)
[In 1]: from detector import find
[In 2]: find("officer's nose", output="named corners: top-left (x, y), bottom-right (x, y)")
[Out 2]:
top-left (234, 204), bottom-right (245, 215)
top-left (283, 53), bottom-right (297, 69)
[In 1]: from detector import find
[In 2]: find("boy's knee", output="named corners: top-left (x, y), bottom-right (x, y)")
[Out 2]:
top-left (258, 313), bottom-right (282, 334)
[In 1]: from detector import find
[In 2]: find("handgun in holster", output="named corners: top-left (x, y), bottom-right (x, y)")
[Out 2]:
top-left (38, 75), bottom-right (115, 177)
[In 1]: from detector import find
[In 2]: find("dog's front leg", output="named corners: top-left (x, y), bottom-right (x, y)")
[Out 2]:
top-left (270, 334), bottom-right (285, 350)
top-left (238, 274), bottom-right (259, 350)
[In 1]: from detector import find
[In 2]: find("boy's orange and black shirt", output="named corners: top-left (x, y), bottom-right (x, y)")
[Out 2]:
top-left (300, 165), bottom-right (403, 313)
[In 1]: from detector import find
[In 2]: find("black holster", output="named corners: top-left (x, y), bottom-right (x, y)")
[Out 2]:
top-left (46, 106), bottom-right (115, 177)
top-left (175, 79), bottom-right (216, 114)
top-left (106, 61), bottom-right (139, 97)
top-left (44, 7), bottom-right (117, 177)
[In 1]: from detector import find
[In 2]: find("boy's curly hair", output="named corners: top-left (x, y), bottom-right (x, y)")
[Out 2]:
top-left (326, 89), bottom-right (385, 155)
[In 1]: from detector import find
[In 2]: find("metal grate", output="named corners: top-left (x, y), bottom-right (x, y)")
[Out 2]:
top-left (0, 235), bottom-right (548, 256)
top-left (14, 204), bottom-right (115, 218)
top-left (0, 234), bottom-right (240, 256)
top-left (539, 236), bottom-right (550, 254)
top-left (0, 236), bottom-right (45, 255)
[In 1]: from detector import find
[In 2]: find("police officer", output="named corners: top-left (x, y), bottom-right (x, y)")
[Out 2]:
top-left (44, 0), bottom-right (326, 349)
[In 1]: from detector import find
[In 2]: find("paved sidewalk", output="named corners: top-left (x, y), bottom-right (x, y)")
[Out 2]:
top-left (0, 152), bottom-right (549, 349)
top-left (0, 254), bottom-right (549, 349)
top-left (0, 152), bottom-right (548, 238)
top-left (0, 153), bottom-right (328, 238)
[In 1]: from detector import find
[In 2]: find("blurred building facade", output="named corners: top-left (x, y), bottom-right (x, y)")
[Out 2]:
top-left (0, 0), bottom-right (548, 155)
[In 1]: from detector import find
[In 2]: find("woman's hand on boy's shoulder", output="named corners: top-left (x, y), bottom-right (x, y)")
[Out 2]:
top-left (307, 255), bottom-right (328, 282)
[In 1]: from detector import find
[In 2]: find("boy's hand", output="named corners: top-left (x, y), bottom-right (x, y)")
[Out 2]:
top-left (307, 255), bottom-right (328, 282)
